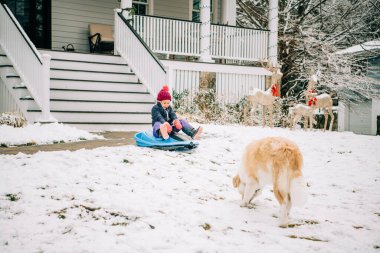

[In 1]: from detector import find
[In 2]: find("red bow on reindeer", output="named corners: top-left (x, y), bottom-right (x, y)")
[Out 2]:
top-left (271, 83), bottom-right (280, 97)
top-left (308, 97), bottom-right (317, 106)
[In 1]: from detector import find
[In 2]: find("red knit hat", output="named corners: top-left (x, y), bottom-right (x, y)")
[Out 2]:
top-left (157, 85), bottom-right (171, 101)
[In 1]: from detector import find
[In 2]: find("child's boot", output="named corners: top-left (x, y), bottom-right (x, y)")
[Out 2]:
top-left (191, 126), bottom-right (203, 140)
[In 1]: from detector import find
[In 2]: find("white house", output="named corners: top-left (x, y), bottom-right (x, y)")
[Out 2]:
top-left (337, 41), bottom-right (380, 136)
top-left (0, 0), bottom-right (279, 130)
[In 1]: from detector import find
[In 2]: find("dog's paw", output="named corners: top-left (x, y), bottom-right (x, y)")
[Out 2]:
top-left (240, 201), bottom-right (248, 207)
top-left (278, 218), bottom-right (289, 228)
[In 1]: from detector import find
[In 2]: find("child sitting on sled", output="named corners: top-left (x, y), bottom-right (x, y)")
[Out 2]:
top-left (151, 85), bottom-right (203, 140)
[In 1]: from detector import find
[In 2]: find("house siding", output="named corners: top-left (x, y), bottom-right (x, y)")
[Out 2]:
top-left (154, 0), bottom-right (190, 20)
top-left (51, 0), bottom-right (119, 52)
top-left (50, 0), bottom-right (225, 53)
top-left (154, 0), bottom-right (221, 22)
top-left (348, 100), bottom-right (372, 135)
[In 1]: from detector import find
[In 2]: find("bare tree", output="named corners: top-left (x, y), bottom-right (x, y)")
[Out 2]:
top-left (237, 0), bottom-right (380, 103)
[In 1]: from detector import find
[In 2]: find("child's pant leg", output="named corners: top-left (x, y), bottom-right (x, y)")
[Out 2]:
top-left (179, 119), bottom-right (194, 137)
top-left (152, 122), bottom-right (162, 138)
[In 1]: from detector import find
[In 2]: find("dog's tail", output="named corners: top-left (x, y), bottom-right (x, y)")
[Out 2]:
top-left (290, 175), bottom-right (308, 207)
top-left (274, 141), bottom-right (307, 207)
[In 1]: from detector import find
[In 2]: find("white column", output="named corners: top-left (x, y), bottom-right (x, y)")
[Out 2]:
top-left (200, 0), bottom-right (213, 62)
top-left (121, 0), bottom-right (132, 9)
top-left (221, 0), bottom-right (236, 26)
top-left (38, 54), bottom-right (55, 122)
top-left (148, 0), bottom-right (154, 15)
top-left (114, 8), bottom-right (120, 56)
top-left (120, 0), bottom-right (133, 20)
top-left (268, 0), bottom-right (278, 65)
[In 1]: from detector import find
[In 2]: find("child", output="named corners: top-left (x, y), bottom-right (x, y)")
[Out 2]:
top-left (151, 85), bottom-right (203, 140)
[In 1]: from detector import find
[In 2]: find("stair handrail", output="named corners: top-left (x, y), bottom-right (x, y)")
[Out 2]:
top-left (114, 10), bottom-right (167, 98)
top-left (0, 3), bottom-right (52, 121)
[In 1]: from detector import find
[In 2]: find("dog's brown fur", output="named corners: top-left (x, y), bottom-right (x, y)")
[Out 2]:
top-left (233, 137), bottom-right (307, 227)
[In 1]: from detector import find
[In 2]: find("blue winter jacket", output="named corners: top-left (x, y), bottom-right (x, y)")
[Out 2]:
top-left (151, 102), bottom-right (178, 126)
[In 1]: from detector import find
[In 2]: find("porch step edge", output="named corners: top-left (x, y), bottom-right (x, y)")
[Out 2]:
top-left (21, 98), bottom-right (154, 104)
top-left (51, 78), bottom-right (141, 84)
top-left (51, 58), bottom-right (129, 66)
top-left (27, 110), bottom-right (151, 114)
top-left (50, 88), bottom-right (149, 94)
top-left (50, 68), bottom-right (135, 75)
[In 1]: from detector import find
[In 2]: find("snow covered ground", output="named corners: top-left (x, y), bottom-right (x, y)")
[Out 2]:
top-left (0, 123), bottom-right (103, 147)
top-left (0, 123), bottom-right (379, 253)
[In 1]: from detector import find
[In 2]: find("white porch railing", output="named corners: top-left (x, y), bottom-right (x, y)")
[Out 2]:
top-left (0, 3), bottom-right (51, 120)
top-left (216, 73), bottom-right (266, 104)
top-left (116, 11), bottom-right (166, 97)
top-left (211, 25), bottom-right (269, 61)
top-left (164, 61), bottom-right (270, 105)
top-left (133, 15), bottom-right (200, 57)
top-left (0, 78), bottom-right (22, 114)
top-left (132, 15), bottom-right (269, 62)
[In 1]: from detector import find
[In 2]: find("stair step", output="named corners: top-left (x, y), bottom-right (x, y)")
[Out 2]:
top-left (50, 89), bottom-right (154, 102)
top-left (50, 59), bottom-right (132, 73)
top-left (50, 69), bottom-right (139, 83)
top-left (27, 110), bottom-right (151, 123)
top-left (40, 50), bottom-right (127, 65)
top-left (0, 55), bottom-right (11, 65)
top-left (50, 79), bottom-right (147, 93)
top-left (25, 98), bottom-right (154, 112)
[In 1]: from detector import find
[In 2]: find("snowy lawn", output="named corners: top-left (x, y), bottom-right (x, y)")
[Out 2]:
top-left (0, 124), bottom-right (379, 252)
top-left (0, 123), bottom-right (103, 147)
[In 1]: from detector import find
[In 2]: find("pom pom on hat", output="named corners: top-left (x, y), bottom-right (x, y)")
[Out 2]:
top-left (157, 85), bottom-right (172, 101)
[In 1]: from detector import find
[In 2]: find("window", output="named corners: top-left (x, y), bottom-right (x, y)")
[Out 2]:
top-left (2, 0), bottom-right (51, 49)
top-left (133, 0), bottom-right (148, 15)
top-left (192, 0), bottom-right (213, 22)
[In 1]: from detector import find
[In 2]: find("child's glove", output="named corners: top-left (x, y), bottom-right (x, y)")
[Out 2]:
top-left (163, 122), bottom-right (172, 133)
top-left (173, 119), bottom-right (182, 130)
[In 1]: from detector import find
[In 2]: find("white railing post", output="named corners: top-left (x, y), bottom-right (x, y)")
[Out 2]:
top-left (114, 8), bottom-right (120, 55)
top-left (116, 0), bottom-right (133, 56)
top-left (166, 67), bottom-right (174, 93)
top-left (121, 0), bottom-right (132, 9)
top-left (200, 0), bottom-right (213, 62)
top-left (38, 54), bottom-right (55, 122)
top-left (268, 0), bottom-right (278, 65)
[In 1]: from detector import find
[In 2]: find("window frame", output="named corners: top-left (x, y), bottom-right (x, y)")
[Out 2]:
top-left (132, 0), bottom-right (148, 15)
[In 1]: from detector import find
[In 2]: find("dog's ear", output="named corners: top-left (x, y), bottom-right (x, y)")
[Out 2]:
top-left (232, 175), bottom-right (241, 188)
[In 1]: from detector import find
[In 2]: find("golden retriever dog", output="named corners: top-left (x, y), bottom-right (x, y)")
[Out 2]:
top-left (233, 137), bottom-right (307, 227)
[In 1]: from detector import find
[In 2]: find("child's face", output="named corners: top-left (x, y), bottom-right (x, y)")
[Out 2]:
top-left (160, 100), bottom-right (171, 109)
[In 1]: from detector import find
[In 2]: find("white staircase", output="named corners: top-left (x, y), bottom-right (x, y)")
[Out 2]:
top-left (0, 50), bottom-right (38, 122)
top-left (1, 50), bottom-right (156, 131)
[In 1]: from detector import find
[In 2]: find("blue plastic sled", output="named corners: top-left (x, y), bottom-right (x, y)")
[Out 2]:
top-left (134, 130), bottom-right (199, 151)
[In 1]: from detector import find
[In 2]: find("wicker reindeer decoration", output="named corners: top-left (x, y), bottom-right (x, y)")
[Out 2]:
top-left (304, 75), bottom-right (334, 131)
top-left (247, 61), bottom-right (282, 127)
